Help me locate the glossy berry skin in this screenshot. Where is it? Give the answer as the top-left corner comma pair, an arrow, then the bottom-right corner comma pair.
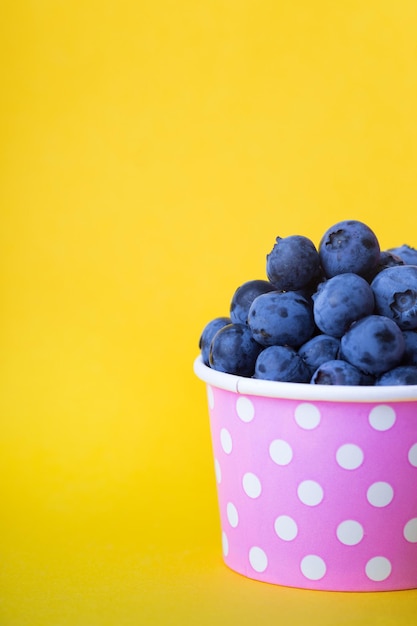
254,345 -> 311,382
298,334 -> 341,376
199,316 -> 232,365
402,330 -> 417,365
230,279 -> 275,325
310,359 -> 367,385
387,244 -> 417,265
209,323 -> 263,376
376,365 -> 417,386
312,273 -> 375,337
266,235 -> 321,291
318,219 -> 380,278
340,314 -> 405,376
371,265 -> 417,330
248,290 -> 316,347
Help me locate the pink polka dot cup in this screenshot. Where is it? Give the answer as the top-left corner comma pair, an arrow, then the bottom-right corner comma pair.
194,356 -> 417,591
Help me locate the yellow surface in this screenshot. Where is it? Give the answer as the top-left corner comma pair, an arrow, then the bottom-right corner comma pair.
1,1 -> 417,624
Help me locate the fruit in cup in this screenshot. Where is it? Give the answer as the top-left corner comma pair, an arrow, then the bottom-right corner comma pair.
199,219 -> 417,385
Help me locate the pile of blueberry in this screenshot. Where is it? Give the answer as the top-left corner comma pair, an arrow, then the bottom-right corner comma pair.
198,219 -> 417,385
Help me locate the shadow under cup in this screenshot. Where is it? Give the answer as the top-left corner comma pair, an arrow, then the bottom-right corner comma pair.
194,356 -> 417,592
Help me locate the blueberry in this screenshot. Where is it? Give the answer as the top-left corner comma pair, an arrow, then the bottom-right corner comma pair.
310,359 -> 368,385
340,314 -> 405,376
402,330 -> 417,365
209,323 -> 263,376
298,334 -> 341,376
387,244 -> 417,265
248,290 -> 316,347
266,235 -> 321,291
371,265 -> 417,330
254,345 -> 311,382
230,279 -> 275,325
364,250 -> 405,282
318,219 -> 380,278
199,316 -> 232,365
312,273 -> 375,337
376,365 -> 417,386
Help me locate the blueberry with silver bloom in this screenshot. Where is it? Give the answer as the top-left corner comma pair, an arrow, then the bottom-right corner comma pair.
318,219 -> 380,278
371,265 -> 417,330
266,235 -> 321,291
248,290 -> 316,347
298,334 -> 341,376
312,273 -> 375,337
387,244 -> 417,265
254,345 -> 311,382
340,314 -> 405,376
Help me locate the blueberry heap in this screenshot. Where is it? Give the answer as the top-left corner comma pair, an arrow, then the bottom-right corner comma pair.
199,219 -> 417,385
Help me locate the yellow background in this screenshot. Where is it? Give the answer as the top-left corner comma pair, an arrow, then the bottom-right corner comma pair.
1,1 -> 417,624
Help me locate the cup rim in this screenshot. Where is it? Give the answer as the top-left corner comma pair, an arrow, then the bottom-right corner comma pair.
193,355 -> 417,403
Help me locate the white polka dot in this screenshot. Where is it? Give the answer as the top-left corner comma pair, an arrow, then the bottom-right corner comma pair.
300,555 -> 327,581
336,520 -> 364,546
274,515 -> 298,541
220,428 -> 232,454
226,502 -> 239,528
214,457 -> 222,484
404,518 -> 417,543
236,396 -> 255,423
336,443 -> 364,470
269,439 -> 293,466
297,480 -> 324,506
242,472 -> 262,498
368,405 -> 396,431
207,385 -> 215,410
249,547 -> 268,573
366,482 -> 394,507
294,403 -> 321,430
222,531 -> 229,557
365,556 -> 392,582
408,443 -> 417,467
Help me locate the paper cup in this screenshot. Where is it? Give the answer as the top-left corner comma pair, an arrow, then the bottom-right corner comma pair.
194,355 -> 417,591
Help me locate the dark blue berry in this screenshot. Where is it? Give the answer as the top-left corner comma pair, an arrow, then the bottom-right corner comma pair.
230,279 -> 275,325
387,244 -> 417,265
371,265 -> 417,330
254,345 -> 311,382
209,323 -> 263,376
376,365 -> 417,386
199,316 -> 232,365
340,314 -> 405,376
402,330 -> 417,365
318,219 -> 380,278
298,334 -> 341,376
312,273 -> 375,337
310,359 -> 368,385
248,290 -> 315,347
266,235 -> 321,291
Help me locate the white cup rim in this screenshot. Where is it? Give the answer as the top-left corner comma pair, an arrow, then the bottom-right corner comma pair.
194,355 -> 417,403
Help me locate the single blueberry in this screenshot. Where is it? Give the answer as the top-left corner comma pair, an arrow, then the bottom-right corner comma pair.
371,265 -> 417,330
254,345 -> 311,382
340,314 -> 405,376
199,316 -> 232,365
298,334 -> 341,376
312,273 -> 375,337
310,359 -> 369,385
230,279 -> 275,325
376,365 -> 417,386
318,219 -> 380,278
266,235 -> 322,291
248,290 -> 316,347
387,244 -> 417,265
209,323 -> 263,376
